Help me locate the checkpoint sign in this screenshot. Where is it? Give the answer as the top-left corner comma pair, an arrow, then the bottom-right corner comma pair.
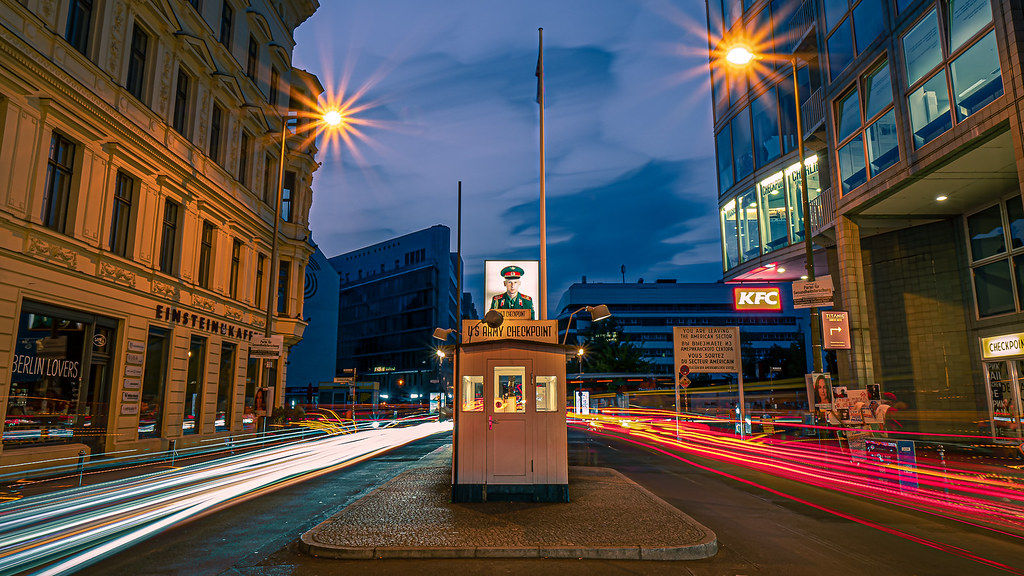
673,326 -> 741,374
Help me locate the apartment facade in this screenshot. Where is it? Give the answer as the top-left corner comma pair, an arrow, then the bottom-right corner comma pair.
1,0 -> 323,469
708,0 -> 1024,442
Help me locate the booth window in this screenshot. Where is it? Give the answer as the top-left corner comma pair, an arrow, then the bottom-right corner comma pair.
494,367 -> 525,413
462,375 -> 483,411
535,376 -> 558,412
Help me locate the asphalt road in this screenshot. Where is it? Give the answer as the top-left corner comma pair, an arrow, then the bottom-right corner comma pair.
66,429 -> 1023,576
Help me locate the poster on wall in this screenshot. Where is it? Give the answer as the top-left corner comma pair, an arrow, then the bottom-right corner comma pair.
806,373 -> 833,416
485,260 -> 540,320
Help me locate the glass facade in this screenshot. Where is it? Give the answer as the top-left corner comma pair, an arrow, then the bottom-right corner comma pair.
967,196 -> 1024,318
835,60 -> 898,194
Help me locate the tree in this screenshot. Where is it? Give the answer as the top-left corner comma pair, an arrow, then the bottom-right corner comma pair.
572,318 -> 650,375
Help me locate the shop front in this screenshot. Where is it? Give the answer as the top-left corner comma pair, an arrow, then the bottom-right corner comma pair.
980,332 -> 1024,442
7,301 -> 118,455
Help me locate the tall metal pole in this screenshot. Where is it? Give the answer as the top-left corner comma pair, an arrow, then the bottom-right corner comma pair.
453,181 -> 462,492
259,114 -> 288,432
793,56 -> 822,374
538,27 -> 547,320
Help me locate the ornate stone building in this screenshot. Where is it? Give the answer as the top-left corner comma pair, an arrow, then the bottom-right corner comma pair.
0,0 -> 322,471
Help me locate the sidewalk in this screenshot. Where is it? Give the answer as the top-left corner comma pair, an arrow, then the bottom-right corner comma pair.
300,446 -> 717,561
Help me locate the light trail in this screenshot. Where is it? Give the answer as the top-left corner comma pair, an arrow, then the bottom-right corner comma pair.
0,422 -> 450,576
572,408 -> 1024,573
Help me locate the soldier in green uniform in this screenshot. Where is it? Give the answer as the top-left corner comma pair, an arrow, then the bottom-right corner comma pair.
490,265 -> 535,319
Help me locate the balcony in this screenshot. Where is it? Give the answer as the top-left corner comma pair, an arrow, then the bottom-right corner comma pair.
809,186 -> 836,236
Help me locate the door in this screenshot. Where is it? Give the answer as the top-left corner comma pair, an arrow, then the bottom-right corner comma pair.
486,363 -> 532,484
984,361 -> 1022,441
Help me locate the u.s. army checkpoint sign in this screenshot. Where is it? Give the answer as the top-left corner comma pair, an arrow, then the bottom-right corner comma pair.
672,326 -> 741,373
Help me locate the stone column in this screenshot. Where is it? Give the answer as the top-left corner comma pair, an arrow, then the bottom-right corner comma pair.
835,214 -> 874,388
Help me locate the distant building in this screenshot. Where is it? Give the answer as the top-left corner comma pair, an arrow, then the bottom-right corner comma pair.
554,280 -> 812,407
328,225 -> 462,401
284,243 -> 340,407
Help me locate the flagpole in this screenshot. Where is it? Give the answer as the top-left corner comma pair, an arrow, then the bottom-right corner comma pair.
538,27 -> 547,320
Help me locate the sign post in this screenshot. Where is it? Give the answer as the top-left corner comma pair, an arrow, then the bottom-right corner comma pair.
673,327 -> 743,436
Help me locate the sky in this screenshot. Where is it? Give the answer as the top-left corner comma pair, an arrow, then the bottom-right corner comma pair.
292,0 -> 722,312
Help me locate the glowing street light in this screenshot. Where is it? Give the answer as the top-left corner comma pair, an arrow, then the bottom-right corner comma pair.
725,45 -> 823,374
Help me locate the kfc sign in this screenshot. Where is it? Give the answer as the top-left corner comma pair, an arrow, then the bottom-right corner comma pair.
733,287 -> 782,311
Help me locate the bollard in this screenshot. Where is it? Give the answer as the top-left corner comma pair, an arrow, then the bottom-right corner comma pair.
169,439 -> 177,466
938,444 -> 949,495
77,449 -> 86,487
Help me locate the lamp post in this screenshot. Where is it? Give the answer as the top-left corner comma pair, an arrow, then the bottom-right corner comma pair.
261,108 -> 343,426
726,47 -> 823,375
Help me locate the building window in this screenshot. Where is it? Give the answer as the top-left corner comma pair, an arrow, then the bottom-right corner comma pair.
230,239 -> 242,299
269,67 -> 280,106
966,196 -> 1024,318
835,60 -> 898,195
126,22 -> 150,101
239,131 -> 252,187
219,1 -> 233,47
737,187 -> 760,262
65,0 -> 94,56
277,258 -> 290,315
246,35 -> 259,81
198,221 -> 215,289
281,171 -> 295,222
731,110 -> 753,184
217,342 -> 236,431
716,127 -> 733,195
751,87 -> 781,168
255,253 -> 266,308
140,327 -> 169,439
263,154 -> 277,203
210,103 -> 224,164
172,68 -> 191,136
109,171 -> 134,257
824,0 -> 885,82
720,197 -> 738,270
184,336 -> 206,435
42,133 -> 76,234
904,2 -> 1001,149
758,170 -> 788,253
159,199 -> 180,275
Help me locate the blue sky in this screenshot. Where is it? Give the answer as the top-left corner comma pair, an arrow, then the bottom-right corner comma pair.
292,0 -> 722,310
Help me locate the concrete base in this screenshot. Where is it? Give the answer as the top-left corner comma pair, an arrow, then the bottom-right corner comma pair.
452,483 -> 569,502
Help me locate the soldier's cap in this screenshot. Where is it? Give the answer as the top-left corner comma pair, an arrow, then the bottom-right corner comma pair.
500,265 -> 524,280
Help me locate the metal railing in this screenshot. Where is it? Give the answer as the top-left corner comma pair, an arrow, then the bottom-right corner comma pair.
809,186 -> 836,235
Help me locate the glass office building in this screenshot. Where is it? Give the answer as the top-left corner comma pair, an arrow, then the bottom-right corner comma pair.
707,0 -> 1024,442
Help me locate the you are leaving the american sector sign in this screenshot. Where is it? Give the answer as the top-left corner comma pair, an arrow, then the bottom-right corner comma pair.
673,326 -> 741,374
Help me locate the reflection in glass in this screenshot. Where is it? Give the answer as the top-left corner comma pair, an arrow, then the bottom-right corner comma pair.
828,18 -> 855,81
866,110 -> 899,176
216,342 -> 236,432
837,88 -> 861,142
758,173 -> 788,253
864,61 -> 893,120
853,0 -> 884,53
494,367 -> 525,413
462,375 -> 483,412
823,0 -> 848,32
949,0 -> 992,52
732,110 -> 754,182
951,31 -> 1002,121
716,128 -> 734,194
968,204 -> 1006,261
184,336 -> 206,435
838,135 -> 867,193
721,199 -> 739,269
140,328 -> 168,439
738,188 -> 760,262
536,376 -> 558,412
1007,196 -> 1024,249
908,72 -> 951,148
751,88 -> 781,168
903,9 -> 942,85
974,260 -> 1014,317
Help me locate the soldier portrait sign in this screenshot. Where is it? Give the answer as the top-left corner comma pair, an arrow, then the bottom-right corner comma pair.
485,260 -> 540,320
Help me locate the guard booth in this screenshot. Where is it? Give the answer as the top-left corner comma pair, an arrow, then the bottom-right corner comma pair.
453,319 -> 569,502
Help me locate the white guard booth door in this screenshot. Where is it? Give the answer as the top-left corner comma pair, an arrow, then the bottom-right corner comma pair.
487,362 -> 533,485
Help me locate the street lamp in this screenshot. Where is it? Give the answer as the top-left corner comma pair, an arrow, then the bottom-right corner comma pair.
561,304 -> 611,345
724,46 -> 823,375
261,107 -> 345,418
